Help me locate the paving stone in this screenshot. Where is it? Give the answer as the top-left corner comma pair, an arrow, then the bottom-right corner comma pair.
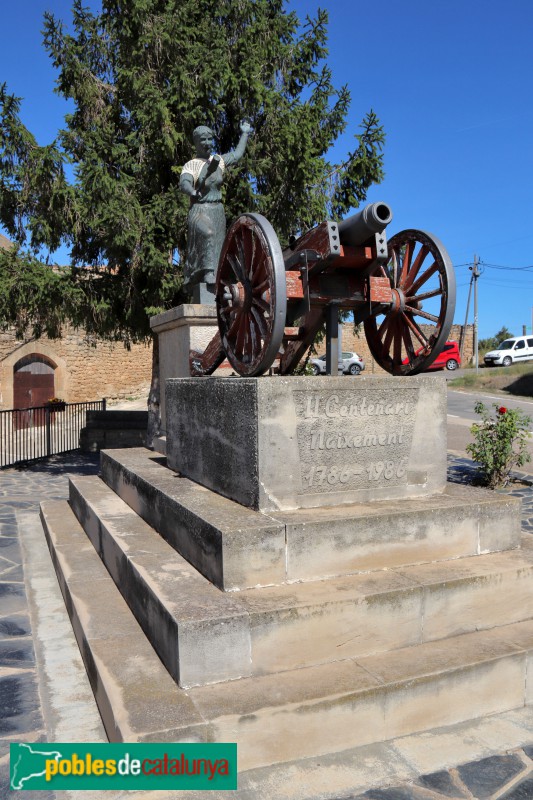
0,583 -> 28,615
360,787 -> 421,799
0,759 -> 55,800
0,525 -> 18,537
0,673 -> 43,737
456,754 -> 526,798
0,615 -> 31,639
0,563 -> 23,581
0,555 -> 20,571
500,776 -> 533,799
0,538 -> 21,562
417,770 -> 469,798
0,638 -> 35,666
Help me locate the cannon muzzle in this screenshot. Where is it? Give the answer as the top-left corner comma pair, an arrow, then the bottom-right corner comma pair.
338,202 -> 393,247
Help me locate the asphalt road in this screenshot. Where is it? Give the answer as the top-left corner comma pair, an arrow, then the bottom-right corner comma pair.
446,382 -> 533,457
447,388 -> 533,426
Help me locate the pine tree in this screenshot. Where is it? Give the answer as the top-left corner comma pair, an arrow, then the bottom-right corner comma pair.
0,0 -> 385,421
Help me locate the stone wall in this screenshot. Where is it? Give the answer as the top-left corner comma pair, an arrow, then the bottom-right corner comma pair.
0,325 -> 152,409
341,323 -> 474,374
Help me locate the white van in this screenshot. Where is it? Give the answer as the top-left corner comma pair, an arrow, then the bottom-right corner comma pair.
484,336 -> 533,367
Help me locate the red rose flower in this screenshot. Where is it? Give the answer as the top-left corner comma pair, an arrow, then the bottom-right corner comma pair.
498,406 -> 507,414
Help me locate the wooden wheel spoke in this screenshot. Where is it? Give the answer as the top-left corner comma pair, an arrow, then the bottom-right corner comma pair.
236,232 -> 249,278
399,240 -> 414,285
249,312 -> 265,353
401,313 -> 430,348
252,277 -> 269,296
243,316 -> 258,360
404,306 -> 440,323
250,305 -> 268,337
404,245 -> 429,289
251,245 -> 267,284
391,251 -> 399,286
384,251 -> 398,286
392,318 -> 402,364
234,314 -> 248,356
227,251 -> 246,284
245,315 -> 261,360
253,295 -> 271,313
377,314 -> 391,340
241,229 -> 255,279
251,253 -> 269,289
406,287 -> 442,304
408,262 -> 438,296
400,318 -> 416,363
227,309 -> 244,340
382,317 -> 396,354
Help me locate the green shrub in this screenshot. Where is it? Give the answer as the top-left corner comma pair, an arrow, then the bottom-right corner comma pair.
466,402 -> 532,488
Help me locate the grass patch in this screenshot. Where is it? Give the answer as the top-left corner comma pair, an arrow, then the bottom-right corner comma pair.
449,363 -> 533,398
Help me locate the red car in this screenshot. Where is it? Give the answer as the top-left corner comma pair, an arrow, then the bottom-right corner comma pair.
403,341 -> 461,371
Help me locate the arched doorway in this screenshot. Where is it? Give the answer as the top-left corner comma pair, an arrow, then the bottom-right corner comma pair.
13,355 -> 56,429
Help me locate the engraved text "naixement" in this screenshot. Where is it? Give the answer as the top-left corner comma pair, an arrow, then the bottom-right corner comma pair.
310,427 -> 404,451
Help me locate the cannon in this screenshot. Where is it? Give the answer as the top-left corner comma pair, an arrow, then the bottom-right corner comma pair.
190,202 -> 456,377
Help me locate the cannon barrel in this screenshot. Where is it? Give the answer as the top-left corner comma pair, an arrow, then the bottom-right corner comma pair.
338,202 -> 393,247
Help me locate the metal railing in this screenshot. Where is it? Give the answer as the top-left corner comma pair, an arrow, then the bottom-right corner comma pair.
0,399 -> 106,468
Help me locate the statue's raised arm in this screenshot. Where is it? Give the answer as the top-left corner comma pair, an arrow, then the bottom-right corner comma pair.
179,122 -> 251,301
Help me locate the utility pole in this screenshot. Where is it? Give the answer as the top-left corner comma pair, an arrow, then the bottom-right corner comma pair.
459,272 -> 474,361
470,255 -> 481,371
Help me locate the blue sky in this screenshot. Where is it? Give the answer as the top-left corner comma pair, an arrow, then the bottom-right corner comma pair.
1,0 -> 532,340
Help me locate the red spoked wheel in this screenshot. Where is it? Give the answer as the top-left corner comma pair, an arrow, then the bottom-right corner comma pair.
216,213 -> 287,376
364,229 -> 456,375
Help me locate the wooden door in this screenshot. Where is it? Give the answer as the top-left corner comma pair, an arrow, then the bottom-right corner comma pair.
13,356 -> 55,429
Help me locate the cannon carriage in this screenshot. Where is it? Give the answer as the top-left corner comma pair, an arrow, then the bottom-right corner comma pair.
190,202 -> 456,377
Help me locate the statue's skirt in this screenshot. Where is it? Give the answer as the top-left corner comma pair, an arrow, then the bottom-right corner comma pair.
185,201 -> 226,285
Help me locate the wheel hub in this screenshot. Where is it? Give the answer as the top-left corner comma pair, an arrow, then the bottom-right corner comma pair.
228,281 -> 252,314
391,288 -> 406,313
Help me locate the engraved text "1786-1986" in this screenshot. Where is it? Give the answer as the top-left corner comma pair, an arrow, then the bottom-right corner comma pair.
303,459 -> 408,488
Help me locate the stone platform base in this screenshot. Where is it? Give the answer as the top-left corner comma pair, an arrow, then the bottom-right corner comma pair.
166,375 -> 448,511
39,446 -> 533,775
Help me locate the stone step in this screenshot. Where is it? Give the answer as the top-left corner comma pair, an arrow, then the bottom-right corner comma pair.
33,507 -> 533,771
187,620 -> 533,771
100,447 -> 521,590
65,479 -> 251,688
238,537 -> 533,676
67,475 -> 533,683
100,448 -> 286,591
39,499 -> 208,743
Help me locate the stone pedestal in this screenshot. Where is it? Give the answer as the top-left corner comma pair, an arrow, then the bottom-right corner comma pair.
166,374 -> 447,511
149,304 -> 219,436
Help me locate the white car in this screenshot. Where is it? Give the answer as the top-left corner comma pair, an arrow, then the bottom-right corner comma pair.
484,336 -> 533,367
310,351 -> 365,376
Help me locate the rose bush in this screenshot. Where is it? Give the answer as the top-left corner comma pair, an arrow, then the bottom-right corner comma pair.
466,402 -> 531,488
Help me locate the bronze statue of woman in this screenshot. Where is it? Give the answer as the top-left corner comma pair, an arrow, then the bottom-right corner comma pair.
180,121 -> 251,296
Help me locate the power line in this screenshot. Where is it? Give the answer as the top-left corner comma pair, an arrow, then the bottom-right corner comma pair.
481,261 -> 533,271
453,260 -> 533,272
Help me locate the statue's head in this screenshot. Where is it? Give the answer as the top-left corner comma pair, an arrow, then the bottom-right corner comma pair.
193,126 -> 215,159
